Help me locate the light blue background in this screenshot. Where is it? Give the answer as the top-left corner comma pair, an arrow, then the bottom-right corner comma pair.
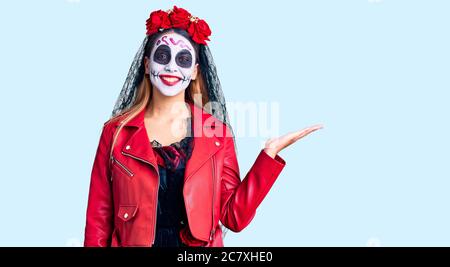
0,0 -> 449,246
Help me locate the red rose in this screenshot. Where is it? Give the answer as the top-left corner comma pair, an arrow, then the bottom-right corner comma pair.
146,10 -> 171,35
169,5 -> 191,30
187,19 -> 211,45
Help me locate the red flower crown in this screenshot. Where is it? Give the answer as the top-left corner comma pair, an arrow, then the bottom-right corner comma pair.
145,6 -> 211,45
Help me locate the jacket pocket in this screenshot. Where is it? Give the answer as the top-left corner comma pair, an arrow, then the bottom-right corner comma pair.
117,204 -> 138,222
116,204 -> 138,246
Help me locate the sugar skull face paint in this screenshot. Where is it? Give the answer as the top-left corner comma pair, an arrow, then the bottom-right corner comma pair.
147,32 -> 197,97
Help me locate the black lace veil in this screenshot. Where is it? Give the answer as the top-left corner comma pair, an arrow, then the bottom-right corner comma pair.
111,35 -> 148,118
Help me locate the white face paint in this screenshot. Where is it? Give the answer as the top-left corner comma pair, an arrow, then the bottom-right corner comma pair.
148,32 -> 196,97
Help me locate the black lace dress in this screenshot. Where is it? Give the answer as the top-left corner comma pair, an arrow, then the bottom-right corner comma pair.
151,118 -> 194,247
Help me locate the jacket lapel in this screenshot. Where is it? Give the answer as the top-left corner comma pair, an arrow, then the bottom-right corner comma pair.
120,102 -> 223,181
116,105 -> 157,170
121,126 -> 158,168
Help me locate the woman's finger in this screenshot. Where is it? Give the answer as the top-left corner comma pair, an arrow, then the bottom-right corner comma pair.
266,124 -> 324,150
294,124 -> 323,139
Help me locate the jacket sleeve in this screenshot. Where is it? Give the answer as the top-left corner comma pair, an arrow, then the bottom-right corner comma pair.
84,122 -> 114,247
219,127 -> 286,232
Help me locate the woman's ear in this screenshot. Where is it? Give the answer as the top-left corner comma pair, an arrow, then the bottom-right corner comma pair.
191,63 -> 199,80
144,56 -> 150,74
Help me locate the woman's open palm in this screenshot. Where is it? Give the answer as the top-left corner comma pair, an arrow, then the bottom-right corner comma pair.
264,124 -> 324,158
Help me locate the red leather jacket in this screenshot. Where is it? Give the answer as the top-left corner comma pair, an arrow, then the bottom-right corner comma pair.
84,102 -> 286,247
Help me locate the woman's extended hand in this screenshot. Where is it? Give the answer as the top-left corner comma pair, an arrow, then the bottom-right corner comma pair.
263,124 -> 324,158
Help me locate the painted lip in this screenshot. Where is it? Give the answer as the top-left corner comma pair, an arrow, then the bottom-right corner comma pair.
159,74 -> 182,86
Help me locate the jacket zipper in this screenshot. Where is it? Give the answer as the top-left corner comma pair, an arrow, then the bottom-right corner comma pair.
111,155 -> 134,178
210,155 -> 216,242
121,151 -> 160,246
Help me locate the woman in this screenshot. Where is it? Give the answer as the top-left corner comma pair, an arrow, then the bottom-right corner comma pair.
84,6 -> 323,247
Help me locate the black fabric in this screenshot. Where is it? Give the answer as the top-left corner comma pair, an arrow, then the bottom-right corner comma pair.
151,118 -> 194,247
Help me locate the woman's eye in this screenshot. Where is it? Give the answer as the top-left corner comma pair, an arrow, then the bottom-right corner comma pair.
158,54 -> 167,60
153,45 -> 171,64
176,51 -> 193,68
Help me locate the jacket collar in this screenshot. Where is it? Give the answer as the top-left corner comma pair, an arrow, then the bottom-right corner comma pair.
118,101 -> 223,182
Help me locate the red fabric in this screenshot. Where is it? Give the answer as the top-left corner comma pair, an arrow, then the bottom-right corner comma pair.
145,5 -> 212,45
154,150 -> 166,168
145,10 -> 171,35
169,6 -> 191,30
84,102 -> 286,247
187,18 -> 211,45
